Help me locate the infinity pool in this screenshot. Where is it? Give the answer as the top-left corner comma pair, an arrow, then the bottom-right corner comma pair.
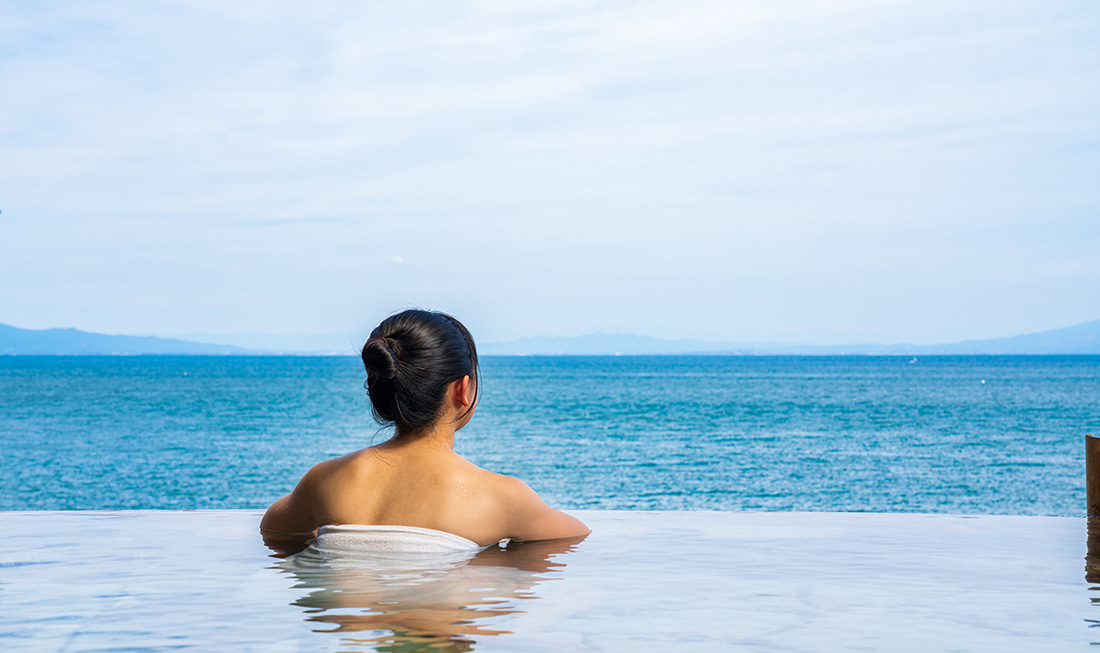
0,510 -> 1094,651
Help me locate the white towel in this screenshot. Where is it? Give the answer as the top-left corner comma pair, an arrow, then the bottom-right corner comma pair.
314,524 -> 484,555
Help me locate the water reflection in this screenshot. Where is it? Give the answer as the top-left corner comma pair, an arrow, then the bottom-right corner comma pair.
1087,517 -> 1100,585
1086,516 -> 1100,642
275,536 -> 583,652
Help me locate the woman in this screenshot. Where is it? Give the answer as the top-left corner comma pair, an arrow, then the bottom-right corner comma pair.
261,309 -> 589,549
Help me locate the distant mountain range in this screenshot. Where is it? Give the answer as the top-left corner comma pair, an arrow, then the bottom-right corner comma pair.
0,324 -> 254,355
480,319 -> 1100,355
3,319 -> 1100,356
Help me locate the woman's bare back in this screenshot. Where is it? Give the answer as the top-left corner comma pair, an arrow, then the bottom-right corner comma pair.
263,434 -> 587,547
309,442 -> 520,544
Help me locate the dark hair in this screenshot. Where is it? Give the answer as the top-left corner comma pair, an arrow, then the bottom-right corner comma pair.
361,309 -> 480,434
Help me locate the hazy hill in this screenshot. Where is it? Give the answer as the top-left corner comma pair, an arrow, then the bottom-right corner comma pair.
915,318 -> 1100,354
481,319 -> 1100,356
0,324 -> 254,355
180,332 -> 358,355
480,333 -> 741,355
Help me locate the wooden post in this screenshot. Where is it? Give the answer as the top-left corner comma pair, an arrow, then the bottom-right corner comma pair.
1087,434 -> 1100,583
1090,434 -> 1100,517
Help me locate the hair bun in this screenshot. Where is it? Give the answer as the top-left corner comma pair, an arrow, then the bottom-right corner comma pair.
362,336 -> 400,380
361,309 -> 479,433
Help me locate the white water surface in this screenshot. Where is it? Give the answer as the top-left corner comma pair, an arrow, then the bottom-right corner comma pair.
0,510 -> 1093,651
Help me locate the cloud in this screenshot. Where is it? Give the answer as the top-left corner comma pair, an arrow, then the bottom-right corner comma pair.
0,0 -> 1097,342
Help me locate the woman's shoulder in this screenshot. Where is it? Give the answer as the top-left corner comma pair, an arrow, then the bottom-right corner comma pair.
294,448 -> 386,500
447,454 -> 529,492
457,469 -> 590,542
446,463 -> 546,517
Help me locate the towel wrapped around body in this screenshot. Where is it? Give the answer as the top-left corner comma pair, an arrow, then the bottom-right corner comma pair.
314,524 -> 485,556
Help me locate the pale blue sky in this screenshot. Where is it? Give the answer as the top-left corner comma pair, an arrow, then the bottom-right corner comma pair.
1,0 -> 1098,345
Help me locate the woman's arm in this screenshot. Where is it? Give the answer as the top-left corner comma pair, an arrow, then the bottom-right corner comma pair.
500,476 -> 590,542
260,493 -> 317,537
260,467 -> 324,554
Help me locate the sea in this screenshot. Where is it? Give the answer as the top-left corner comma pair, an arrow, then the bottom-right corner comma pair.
1,355 -> 1097,516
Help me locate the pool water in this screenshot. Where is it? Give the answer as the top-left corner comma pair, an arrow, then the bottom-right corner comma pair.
0,510 -> 1094,651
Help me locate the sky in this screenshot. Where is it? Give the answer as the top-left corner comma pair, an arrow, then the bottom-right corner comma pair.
1,0 -> 1098,346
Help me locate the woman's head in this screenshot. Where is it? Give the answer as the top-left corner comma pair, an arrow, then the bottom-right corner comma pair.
361,309 -> 480,434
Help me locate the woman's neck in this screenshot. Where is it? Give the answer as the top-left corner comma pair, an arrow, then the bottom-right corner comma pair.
389,425 -> 456,451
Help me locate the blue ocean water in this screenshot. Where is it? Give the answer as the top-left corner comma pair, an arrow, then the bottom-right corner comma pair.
1,356 -> 1096,515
